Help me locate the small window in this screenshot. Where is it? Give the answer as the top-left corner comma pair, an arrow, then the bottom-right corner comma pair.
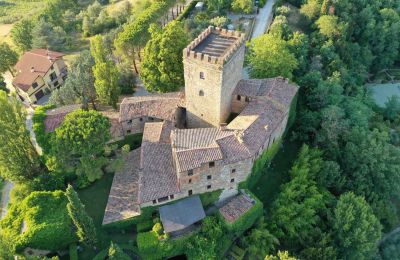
207,185 -> 211,190
236,95 -> 241,101
158,196 -> 169,203
245,96 -> 250,102
231,169 -> 236,173
207,175 -> 211,180
127,130 -> 131,134
50,65 -> 54,70
231,178 -> 235,183
201,114 -> 204,117
49,72 -> 57,81
53,80 -> 59,87
200,72 -> 205,79
170,194 -> 174,199
199,90 -> 204,96
188,179 -> 192,184
127,119 -> 133,124
188,190 -> 193,196
188,170 -> 193,176
152,200 -> 157,204
149,117 -> 154,121
32,82 -> 38,89
209,162 -> 215,168
139,117 -> 143,121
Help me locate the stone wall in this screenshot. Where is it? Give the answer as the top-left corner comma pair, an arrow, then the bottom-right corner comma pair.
121,116 -> 163,135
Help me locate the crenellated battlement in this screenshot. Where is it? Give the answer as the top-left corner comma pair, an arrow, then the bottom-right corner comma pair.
183,26 -> 246,65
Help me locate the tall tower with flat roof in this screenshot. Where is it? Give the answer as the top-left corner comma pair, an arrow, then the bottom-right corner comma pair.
183,26 -> 246,128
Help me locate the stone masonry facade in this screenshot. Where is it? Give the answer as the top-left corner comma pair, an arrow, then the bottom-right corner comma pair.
43,26 -> 299,225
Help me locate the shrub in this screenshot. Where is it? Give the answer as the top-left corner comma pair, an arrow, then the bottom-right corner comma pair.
200,189 -> 223,208
152,223 -> 163,236
32,105 -> 54,155
0,190 -> 77,252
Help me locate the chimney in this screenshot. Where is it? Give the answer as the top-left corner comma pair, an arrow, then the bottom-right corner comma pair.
30,66 -> 35,73
220,123 -> 227,130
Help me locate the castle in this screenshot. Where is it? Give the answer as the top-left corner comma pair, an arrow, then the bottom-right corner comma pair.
43,26 -> 299,225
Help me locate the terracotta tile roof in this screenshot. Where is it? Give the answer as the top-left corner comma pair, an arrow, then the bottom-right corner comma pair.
100,111 -> 124,140
139,123 -> 179,203
142,121 -> 174,144
119,92 -> 185,122
171,128 -> 232,172
215,134 -> 252,164
45,106 -> 124,140
103,149 -> 141,225
219,194 -> 255,224
233,77 -> 299,109
44,104 -> 81,133
13,49 -> 64,92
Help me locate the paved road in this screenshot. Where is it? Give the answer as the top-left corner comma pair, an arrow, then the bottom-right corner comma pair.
251,0 -> 276,38
0,181 -> 14,219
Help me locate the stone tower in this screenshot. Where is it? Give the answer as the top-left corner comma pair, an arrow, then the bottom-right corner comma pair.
183,26 -> 246,128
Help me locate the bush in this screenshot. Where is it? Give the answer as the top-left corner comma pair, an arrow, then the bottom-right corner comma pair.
152,223 -> 163,236
0,190 -> 77,252
32,105 -> 54,155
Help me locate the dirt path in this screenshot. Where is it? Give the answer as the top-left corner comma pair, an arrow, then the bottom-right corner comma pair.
26,106 -> 43,156
1,181 -> 14,219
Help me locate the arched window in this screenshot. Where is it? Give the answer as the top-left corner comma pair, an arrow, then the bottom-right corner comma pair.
199,90 -> 204,96
200,72 -> 205,79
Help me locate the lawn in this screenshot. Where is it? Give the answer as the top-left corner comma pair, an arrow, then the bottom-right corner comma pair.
0,0 -> 47,24
77,172 -> 137,259
76,133 -> 144,258
250,137 -> 301,209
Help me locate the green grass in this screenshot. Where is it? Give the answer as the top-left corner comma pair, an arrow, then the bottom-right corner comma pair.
77,173 -> 137,259
114,133 -> 143,150
250,138 -> 301,209
0,0 -> 48,24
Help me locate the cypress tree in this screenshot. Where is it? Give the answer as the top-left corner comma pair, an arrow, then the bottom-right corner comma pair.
66,184 -> 97,247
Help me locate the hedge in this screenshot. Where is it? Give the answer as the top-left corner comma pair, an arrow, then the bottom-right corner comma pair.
240,138 -> 282,190
219,191 -> 263,236
176,1 -> 198,21
0,190 -> 77,252
32,105 -> 54,155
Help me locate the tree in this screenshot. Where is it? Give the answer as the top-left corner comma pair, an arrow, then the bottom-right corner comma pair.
316,15 -> 340,39
51,109 -> 111,183
265,251 -> 297,260
384,95 -> 400,121
231,0 -> 253,14
0,92 -> 41,183
247,34 -> 298,79
141,21 -> 189,92
242,217 -> 279,259
333,192 -> 382,259
66,185 -> 97,247
300,0 -> 322,20
341,127 -> 400,207
268,145 -> 326,245
90,35 -> 120,108
108,242 -> 130,260
49,50 -> 97,110
0,43 -> 18,76
0,75 -> 8,93
11,19 -> 33,52
31,19 -> 68,51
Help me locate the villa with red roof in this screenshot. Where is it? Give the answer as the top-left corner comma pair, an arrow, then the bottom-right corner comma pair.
12,49 -> 68,104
